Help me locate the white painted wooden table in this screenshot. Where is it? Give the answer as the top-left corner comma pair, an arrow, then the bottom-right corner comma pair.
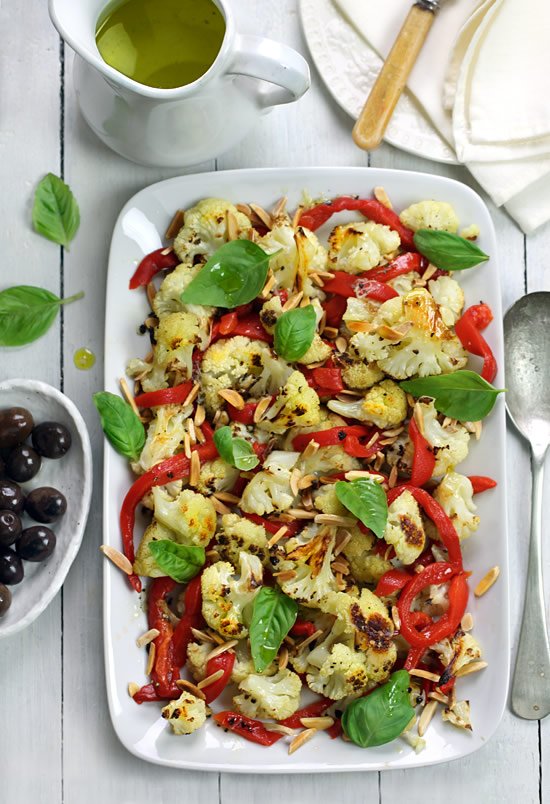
1,2 -> 548,802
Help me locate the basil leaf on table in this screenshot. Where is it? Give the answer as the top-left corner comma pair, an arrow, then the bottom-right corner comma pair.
413,229 -> 489,271
32,173 -> 80,248
400,370 -> 504,422
93,391 -> 146,461
213,425 -> 259,471
250,586 -> 298,673
342,670 -> 415,748
149,540 -> 205,583
335,478 -> 388,538
0,285 -> 84,347
274,304 -> 316,361
180,240 -> 272,308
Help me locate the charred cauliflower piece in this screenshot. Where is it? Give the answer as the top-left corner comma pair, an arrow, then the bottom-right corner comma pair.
217,513 -> 269,566
240,450 -> 299,516
259,371 -> 321,434
399,200 -> 459,233
173,198 -> 251,264
258,224 -> 327,295
328,221 -> 400,274
136,404 -> 192,473
196,457 -> 239,496
153,262 -> 214,321
341,360 -> 385,391
161,691 -> 207,735
306,642 -> 373,700
428,276 -> 465,327
343,529 -> 393,584
276,526 -> 339,607
383,489 -> 426,565
133,519 -> 177,578
201,554 -> 263,639
233,669 -> 302,720
433,471 -> 480,540
328,379 -> 407,428
152,487 -> 217,547
138,312 -> 208,392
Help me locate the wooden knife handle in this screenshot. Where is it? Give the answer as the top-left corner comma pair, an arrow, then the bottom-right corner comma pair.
353,3 -> 435,151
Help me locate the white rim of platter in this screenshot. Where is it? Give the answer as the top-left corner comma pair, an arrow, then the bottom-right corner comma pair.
299,0 -> 459,165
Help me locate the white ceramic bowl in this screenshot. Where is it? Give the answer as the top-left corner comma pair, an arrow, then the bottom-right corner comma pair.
0,379 -> 92,639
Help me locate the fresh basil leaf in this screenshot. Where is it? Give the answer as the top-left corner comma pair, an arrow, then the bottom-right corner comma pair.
413,229 -> 489,271
274,304 -> 316,361
250,586 -> 298,673
181,240 -> 272,308
149,540 -> 205,583
335,478 -> 388,538
400,370 -> 504,421
342,670 -> 415,748
213,425 -> 259,471
93,391 -> 146,461
0,286 -> 84,347
32,173 -> 80,248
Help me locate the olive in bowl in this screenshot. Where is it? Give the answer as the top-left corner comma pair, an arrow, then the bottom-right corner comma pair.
25,487 -> 67,524
17,526 -> 56,562
32,422 -> 72,459
0,480 -> 25,514
0,582 -> 11,616
0,548 -> 24,585
0,407 -> 34,449
6,445 -> 41,483
0,511 -> 22,547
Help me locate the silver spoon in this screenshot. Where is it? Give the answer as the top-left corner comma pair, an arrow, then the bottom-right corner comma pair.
504,291 -> 550,719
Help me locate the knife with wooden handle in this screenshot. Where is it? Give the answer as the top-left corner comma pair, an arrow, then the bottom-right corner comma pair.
353,0 -> 441,151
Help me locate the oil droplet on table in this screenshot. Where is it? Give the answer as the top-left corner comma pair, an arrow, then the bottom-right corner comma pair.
74,347 -> 96,370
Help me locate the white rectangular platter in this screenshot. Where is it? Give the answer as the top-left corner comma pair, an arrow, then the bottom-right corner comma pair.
103,167 -> 509,773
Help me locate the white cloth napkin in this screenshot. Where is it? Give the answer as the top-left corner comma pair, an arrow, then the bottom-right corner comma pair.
333,0 -> 550,234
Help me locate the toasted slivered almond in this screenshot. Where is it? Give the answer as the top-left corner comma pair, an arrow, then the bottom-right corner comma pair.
377,324 -> 405,341
461,612 -> 474,632
448,684 -> 457,710
291,206 -> 303,229
346,321 -> 373,333
282,291 -> 304,312
252,396 -> 271,423
136,628 -> 160,648
205,549 -> 221,562
189,450 -> 201,487
271,196 -> 288,218
236,202 -> 253,217
474,565 -> 500,597
226,209 -> 240,241
388,465 -> 399,489
160,247 -> 173,257
301,490 -> 314,509
146,642 -> 156,676
183,431 -> 192,459
300,716 -> 334,730
175,678 -> 207,700
413,403 -> 426,437
379,436 -> 399,446
391,605 -> 401,630
301,440 -> 319,460
206,639 -> 238,662
218,388 -> 245,409
345,470 -> 378,481
191,627 -> 216,643
284,634 -> 296,647
289,728 -> 317,754
187,418 -> 197,446
100,544 -> 133,575
295,629 -> 324,653
318,311 -> 328,335
319,475 -> 338,485
382,426 -> 405,438
289,468 -> 302,498
119,377 -> 140,417
334,336 -> 348,353
316,270 -> 336,281
331,560 -> 350,575
261,272 -> 277,298
373,186 -> 393,209
421,263 -> 438,282
406,393 -> 416,409
194,425 -> 206,444
334,529 -> 353,557
165,208 -> 184,239
273,570 -> 297,582
267,526 -> 288,548
286,508 -> 316,519
278,646 -> 289,671
322,326 -> 339,339
297,473 -> 316,491
197,669 -> 225,689
428,691 -> 450,705
144,316 -> 159,330
266,723 -> 296,736
250,203 -> 273,229
183,382 -> 200,407
455,660 -> 488,679
466,420 -> 482,440
145,281 -> 157,308
211,497 -> 231,515
213,491 -> 240,504
410,669 -> 441,683
417,699 -> 438,737
128,682 -> 140,698
194,404 -> 206,427
314,513 -> 356,527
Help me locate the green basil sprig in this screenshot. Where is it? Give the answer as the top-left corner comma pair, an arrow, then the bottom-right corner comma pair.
0,286 -> 84,347
181,240 -> 272,308
400,370 -> 504,422
274,304 -> 316,361
342,670 -> 415,748
93,391 -> 146,461
249,586 -> 298,673
32,173 -> 80,248
335,478 -> 388,538
149,540 -> 205,583
413,229 -> 489,271
213,425 -> 259,471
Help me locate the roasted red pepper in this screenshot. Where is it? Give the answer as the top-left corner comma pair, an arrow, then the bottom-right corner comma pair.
129,248 -> 179,290
298,196 -> 416,250
290,619 -> 318,638
171,575 -> 203,667
322,271 -> 398,302
375,568 -> 412,597
226,400 -> 259,425
455,303 -> 497,383
202,651 -> 236,704
278,698 -> 333,728
403,612 -> 432,670
367,252 -> 424,283
292,424 -> 370,452
468,475 -> 497,494
310,367 -> 344,394
322,294 -> 347,328
327,718 -> 343,739
134,380 -> 194,409
408,417 -> 435,487
231,313 -> 272,343
218,312 -> 238,336
132,680 -> 180,703
147,577 -> 180,697
343,433 -> 382,459
214,711 -> 282,746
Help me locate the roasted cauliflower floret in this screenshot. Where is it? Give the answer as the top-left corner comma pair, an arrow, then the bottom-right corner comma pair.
233,669 -> 302,720
442,700 -> 472,731
133,519 -> 177,577
399,200 -> 459,233
201,554 -> 263,639
258,224 -> 327,293
419,401 -> 471,476
152,487 -> 217,547
341,360 -> 384,391
343,296 -> 380,327
328,379 -> 407,428
259,371 -> 321,434
313,484 -> 350,517
138,312 -> 208,392
433,472 -> 480,540
432,631 -> 482,674
343,530 -> 393,584
217,513 -> 269,566
231,640 -> 277,683
428,276 -> 465,326
135,404 -> 192,473
240,450 -> 299,515
196,457 -> 239,495
173,198 -> 251,263
298,334 -> 332,366
153,262 -> 213,321
186,641 -> 211,681
328,221 -> 400,274
259,295 -> 283,334
383,489 -> 426,564
276,527 -> 339,607
161,691 -> 206,735
306,642 -> 372,700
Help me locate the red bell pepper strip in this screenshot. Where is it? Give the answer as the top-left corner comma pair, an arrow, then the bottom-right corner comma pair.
290,619 -> 318,638
226,400 -> 258,425
214,711 -> 283,746
322,294 -> 347,328
278,698 -> 333,728
387,485 -> 463,569
375,568 -> 412,597
310,367 -> 344,394
298,196 -> 416,250
134,380 -> 194,409
372,539 -> 396,559
172,575 -> 204,667
408,417 -> 435,487
129,248 -> 179,290
403,612 -> 432,670
202,651 -> 236,704
232,313 -> 272,343
322,271 -> 398,302
219,312 -> 238,336
468,475 -> 497,494
132,680 -> 181,703
120,442 -> 219,592
327,718 -> 343,739
292,424 -> 370,452
343,433 -> 382,459
147,577 -> 180,697
455,303 -> 497,383
367,252 -> 424,283
411,547 -> 435,572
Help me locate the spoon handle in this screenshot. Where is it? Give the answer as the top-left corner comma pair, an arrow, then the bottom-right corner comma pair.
511,449 -> 550,719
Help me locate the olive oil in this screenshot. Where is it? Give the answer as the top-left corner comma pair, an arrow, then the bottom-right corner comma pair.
95,0 -> 225,89
73,348 -> 96,370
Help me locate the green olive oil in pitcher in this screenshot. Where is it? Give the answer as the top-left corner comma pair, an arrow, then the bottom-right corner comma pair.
95,0 -> 226,89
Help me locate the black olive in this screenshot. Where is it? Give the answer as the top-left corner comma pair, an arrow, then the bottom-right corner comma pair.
0,548 -> 24,585
0,510 -> 22,546
17,526 -> 56,562
0,407 -> 34,449
0,480 -> 25,513
25,486 -> 67,523
0,582 -> 11,616
32,422 -> 72,459
0,455 -> 5,479
6,445 -> 41,483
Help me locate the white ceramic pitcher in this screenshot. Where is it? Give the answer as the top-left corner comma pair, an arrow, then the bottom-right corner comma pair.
49,0 -> 310,167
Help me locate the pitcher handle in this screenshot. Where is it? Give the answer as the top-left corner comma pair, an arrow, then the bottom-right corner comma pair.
227,34 -> 310,108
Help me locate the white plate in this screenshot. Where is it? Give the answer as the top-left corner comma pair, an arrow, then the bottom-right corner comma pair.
0,379 -> 92,639
103,167 -> 508,773
299,0 -> 459,165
